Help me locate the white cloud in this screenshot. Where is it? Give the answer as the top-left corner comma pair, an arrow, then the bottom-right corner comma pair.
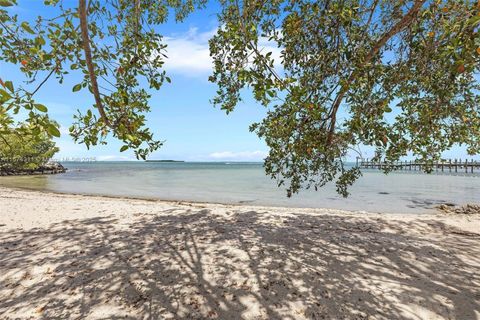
163,27 -> 215,77
96,155 -> 136,161
207,150 -> 267,161
163,27 -> 283,78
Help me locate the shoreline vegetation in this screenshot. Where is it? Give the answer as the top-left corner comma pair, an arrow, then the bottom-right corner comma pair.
0,187 -> 479,319
0,161 -> 66,176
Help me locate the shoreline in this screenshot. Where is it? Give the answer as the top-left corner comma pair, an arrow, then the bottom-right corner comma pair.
0,185 -> 343,215
1,186 -> 478,229
0,184 -> 404,215
0,186 -> 407,229
1,185 -> 478,230
0,183 -> 438,215
2,161 -> 480,214
1,186 -> 479,319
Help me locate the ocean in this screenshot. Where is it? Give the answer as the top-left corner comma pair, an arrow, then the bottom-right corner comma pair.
0,161 -> 479,213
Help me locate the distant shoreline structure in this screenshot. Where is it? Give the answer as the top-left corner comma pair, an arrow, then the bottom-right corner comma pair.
357,158 -> 480,174
145,160 -> 185,163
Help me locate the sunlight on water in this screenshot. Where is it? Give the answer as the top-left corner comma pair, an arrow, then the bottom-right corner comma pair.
1,161 -> 479,213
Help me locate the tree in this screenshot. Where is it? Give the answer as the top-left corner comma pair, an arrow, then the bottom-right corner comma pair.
0,110 -> 59,172
0,0 -> 205,159
209,0 -> 480,196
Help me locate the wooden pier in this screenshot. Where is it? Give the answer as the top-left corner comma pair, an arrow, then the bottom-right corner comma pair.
357,159 -> 480,173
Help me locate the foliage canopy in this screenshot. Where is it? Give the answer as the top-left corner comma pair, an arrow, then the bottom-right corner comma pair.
0,111 -> 59,171
210,0 -> 480,195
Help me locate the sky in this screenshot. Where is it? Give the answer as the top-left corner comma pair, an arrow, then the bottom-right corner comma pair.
1,1 -> 477,162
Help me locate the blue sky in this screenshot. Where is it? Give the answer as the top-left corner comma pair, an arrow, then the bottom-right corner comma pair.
1,1 -> 477,162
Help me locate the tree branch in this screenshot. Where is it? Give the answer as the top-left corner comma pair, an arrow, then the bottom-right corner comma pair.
79,0 -> 110,126
31,69 -> 55,97
135,0 -> 140,36
235,0 -> 290,95
326,0 -> 427,145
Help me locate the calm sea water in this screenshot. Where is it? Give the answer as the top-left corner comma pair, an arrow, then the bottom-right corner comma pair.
0,161 -> 479,213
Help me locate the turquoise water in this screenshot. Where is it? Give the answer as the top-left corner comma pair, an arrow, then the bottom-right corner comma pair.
0,161 -> 479,213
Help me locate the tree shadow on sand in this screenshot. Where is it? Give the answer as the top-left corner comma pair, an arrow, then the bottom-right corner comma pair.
0,208 -> 479,319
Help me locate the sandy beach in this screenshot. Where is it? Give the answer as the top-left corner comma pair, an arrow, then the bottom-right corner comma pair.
0,186 -> 479,319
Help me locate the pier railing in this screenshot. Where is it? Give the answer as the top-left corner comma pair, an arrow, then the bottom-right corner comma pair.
357,159 -> 480,173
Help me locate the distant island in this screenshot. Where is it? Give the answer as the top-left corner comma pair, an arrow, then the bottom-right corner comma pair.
145,160 -> 185,163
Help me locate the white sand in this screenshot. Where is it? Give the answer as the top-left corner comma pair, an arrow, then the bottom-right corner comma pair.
0,186 -> 479,319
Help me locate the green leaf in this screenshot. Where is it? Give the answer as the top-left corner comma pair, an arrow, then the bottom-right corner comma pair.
46,124 -> 60,137
21,22 -> 35,34
35,36 -> 46,46
4,81 -> 13,93
468,15 -> 480,26
0,89 -> 11,100
120,145 -> 129,152
0,0 -> 14,7
34,104 -> 48,112
72,84 -> 82,92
